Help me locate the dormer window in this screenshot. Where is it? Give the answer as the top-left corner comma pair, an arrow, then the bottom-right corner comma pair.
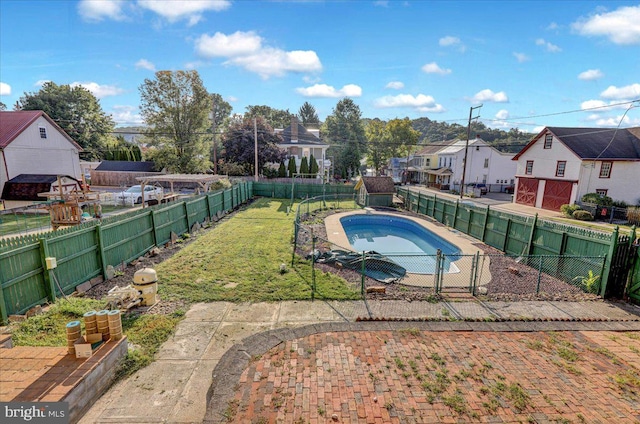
543,134 -> 552,149
39,127 -> 47,139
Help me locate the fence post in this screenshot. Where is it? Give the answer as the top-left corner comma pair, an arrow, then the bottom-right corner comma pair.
361,251 -> 366,298
311,232 -> 316,301
38,238 -> 56,301
95,224 -> 109,279
503,217 -> 512,252
434,249 -> 442,293
481,205 -> 489,242
526,213 -> 538,255
471,251 -> 480,294
536,256 -> 543,294
452,201 -> 459,229
291,222 -> 299,267
0,274 -> 7,324
184,201 -> 192,231
599,226 -> 619,297
432,194 -> 437,217
416,191 -> 421,214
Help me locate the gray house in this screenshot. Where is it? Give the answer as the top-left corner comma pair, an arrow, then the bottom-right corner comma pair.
355,176 -> 396,207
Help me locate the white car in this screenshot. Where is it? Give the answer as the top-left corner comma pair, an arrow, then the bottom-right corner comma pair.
117,185 -> 163,205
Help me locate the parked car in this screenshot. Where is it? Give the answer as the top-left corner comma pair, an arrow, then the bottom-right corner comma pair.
117,185 -> 163,205
466,183 -> 488,195
505,185 -> 515,194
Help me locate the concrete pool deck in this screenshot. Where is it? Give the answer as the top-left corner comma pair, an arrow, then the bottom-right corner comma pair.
323,209 -> 492,288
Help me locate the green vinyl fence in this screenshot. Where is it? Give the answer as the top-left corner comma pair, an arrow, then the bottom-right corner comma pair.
0,182 -> 252,324
397,187 -> 632,298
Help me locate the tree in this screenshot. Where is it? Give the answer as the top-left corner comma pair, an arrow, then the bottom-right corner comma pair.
17,82 -> 115,160
298,102 -> 319,127
323,98 -> 366,179
365,119 -> 389,175
299,156 -> 309,176
287,157 -> 297,177
209,93 -> 233,173
244,105 -> 294,129
139,70 -> 211,173
278,161 -> 286,177
220,116 -> 286,176
103,136 -> 142,161
0,101 -> 6,111
309,153 -> 319,178
387,118 -> 420,159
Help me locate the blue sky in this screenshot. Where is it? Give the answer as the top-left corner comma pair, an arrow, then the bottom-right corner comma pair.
1,0 -> 639,132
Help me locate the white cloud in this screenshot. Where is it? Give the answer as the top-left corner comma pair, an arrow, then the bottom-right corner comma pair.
513,52 -> 530,63
196,31 -> 322,78
373,94 -> 445,113
578,69 -> 604,81
111,105 -> 143,125
0,82 -> 11,96
35,80 -> 51,88
70,82 -> 125,98
495,109 -> 509,120
296,84 -> 361,98
471,89 -> 509,103
78,0 -> 127,22
226,95 -> 238,103
385,81 -> 404,90
572,5 -> 640,45
535,38 -> 562,52
439,35 -> 466,52
592,114 -> 640,127
439,36 -> 460,47
373,1 -> 389,7
421,62 -> 452,75
546,22 -> 559,31
135,59 -> 156,72
138,0 -> 231,25
600,83 -> 640,100
580,99 -> 608,111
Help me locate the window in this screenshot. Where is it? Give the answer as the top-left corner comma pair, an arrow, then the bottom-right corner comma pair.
555,161 -> 566,177
39,127 -> 47,139
483,158 -> 489,168
510,179 -> 514,184
448,157 -> 452,167
599,162 -> 612,178
425,158 -> 430,166
544,134 -> 552,149
525,160 -> 534,175
496,179 -> 500,184
596,189 -> 608,196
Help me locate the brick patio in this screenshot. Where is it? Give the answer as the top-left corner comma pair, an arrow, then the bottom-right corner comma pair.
226,330 -> 640,423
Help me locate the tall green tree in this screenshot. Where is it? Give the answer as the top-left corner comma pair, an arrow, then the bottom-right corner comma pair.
278,161 -> 287,177
387,118 -> 420,159
323,98 -> 366,179
220,116 -> 286,176
209,93 -> 233,173
139,70 -> 211,173
299,156 -> 309,176
309,153 -> 319,178
298,102 -> 319,127
104,136 -> 142,161
244,105 -> 294,129
17,82 -> 115,159
365,119 -> 388,175
287,157 -> 297,177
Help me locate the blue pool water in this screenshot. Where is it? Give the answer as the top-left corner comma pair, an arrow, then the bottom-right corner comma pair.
339,214 -> 461,274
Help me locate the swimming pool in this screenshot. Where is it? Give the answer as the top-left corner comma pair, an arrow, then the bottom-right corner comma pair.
339,214 -> 461,274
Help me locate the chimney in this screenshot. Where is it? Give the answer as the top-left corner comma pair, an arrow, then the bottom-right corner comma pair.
291,117 -> 298,143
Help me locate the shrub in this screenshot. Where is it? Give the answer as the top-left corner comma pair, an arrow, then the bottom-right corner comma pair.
572,210 -> 594,221
560,204 -> 580,218
627,206 -> 640,226
581,193 -> 612,206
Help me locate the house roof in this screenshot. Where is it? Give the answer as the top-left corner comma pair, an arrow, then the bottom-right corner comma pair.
415,140 -> 456,156
278,122 -> 328,146
0,110 -> 83,150
513,127 -> 640,161
0,174 -> 79,201
425,167 -> 453,176
95,161 -> 157,172
437,138 -> 484,155
358,176 -> 396,194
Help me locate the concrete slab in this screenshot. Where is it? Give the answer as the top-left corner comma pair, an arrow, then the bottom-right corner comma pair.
367,300 -> 446,319
585,302 -> 640,320
91,359 -> 198,423
325,300 -> 369,320
224,302 -> 281,322
157,321 -> 220,360
201,322 -> 273,360
448,302 -> 495,320
168,359 -> 218,423
278,300 -> 342,321
183,302 -> 232,322
548,301 -> 614,320
486,301 -> 573,320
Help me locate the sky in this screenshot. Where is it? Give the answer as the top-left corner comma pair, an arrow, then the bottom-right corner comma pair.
1,0 -> 640,134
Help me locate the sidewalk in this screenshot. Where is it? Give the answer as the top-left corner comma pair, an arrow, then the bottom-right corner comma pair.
79,299 -> 640,423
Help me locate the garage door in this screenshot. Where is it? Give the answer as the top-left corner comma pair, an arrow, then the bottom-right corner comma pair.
515,177 -> 538,206
542,180 -> 572,211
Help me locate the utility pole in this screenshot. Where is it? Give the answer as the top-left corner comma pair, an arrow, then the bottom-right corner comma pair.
459,104 -> 483,199
211,99 -> 218,174
254,118 -> 258,182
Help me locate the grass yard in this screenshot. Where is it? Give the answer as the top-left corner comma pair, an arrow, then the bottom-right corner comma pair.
156,197 -> 360,302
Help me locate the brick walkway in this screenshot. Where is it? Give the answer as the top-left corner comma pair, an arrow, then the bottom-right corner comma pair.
220,328 -> 640,423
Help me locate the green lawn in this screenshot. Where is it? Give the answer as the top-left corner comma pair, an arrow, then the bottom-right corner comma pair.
156,197 -> 360,302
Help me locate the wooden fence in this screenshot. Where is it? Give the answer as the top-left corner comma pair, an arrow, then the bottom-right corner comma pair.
0,182 -> 252,324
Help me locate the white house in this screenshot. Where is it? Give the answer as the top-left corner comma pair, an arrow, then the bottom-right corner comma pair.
1,110 -> 83,200
512,126 -> 640,210
275,117 -> 330,178
435,137 -> 516,193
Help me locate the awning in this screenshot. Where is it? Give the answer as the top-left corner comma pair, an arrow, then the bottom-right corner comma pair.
425,167 -> 453,176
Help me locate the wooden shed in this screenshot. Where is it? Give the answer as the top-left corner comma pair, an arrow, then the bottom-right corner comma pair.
355,176 -> 396,207
90,161 -> 161,187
